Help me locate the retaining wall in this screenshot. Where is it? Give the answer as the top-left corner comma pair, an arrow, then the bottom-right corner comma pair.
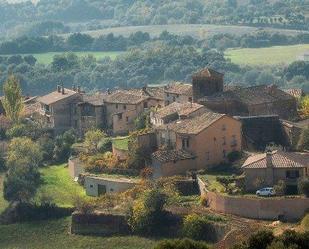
198,177 -> 309,221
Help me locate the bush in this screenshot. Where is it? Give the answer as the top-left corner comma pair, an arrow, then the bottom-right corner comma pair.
298,179 -> 309,197
154,239 -> 209,249
227,151 -> 241,163
128,189 -> 168,235
274,180 -> 286,196
301,214 -> 309,231
182,214 -> 217,242
0,153 -> 6,172
97,137 -> 112,153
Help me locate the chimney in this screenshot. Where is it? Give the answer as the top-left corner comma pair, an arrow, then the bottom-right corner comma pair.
107,88 -> 111,95
61,85 -> 65,95
72,85 -> 77,92
57,85 -> 61,93
77,86 -> 81,93
266,151 -> 273,168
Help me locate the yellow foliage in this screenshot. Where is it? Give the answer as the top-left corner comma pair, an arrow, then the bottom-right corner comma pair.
299,96 -> 309,119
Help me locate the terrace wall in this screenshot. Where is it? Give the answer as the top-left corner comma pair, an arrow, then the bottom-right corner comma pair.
197,177 -> 309,221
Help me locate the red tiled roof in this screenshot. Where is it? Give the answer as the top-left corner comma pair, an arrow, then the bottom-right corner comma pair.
192,68 -> 224,78
38,88 -> 80,105
242,150 -> 309,169
164,82 -> 192,96
162,111 -> 226,135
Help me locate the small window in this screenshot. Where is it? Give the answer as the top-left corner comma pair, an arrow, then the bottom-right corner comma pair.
118,113 -> 122,120
214,137 -> 217,142
110,188 -> 114,192
173,97 -> 176,102
90,184 -> 94,188
144,102 -> 148,109
123,105 -> 127,110
126,117 -> 129,122
223,150 -> 227,158
222,124 -> 226,131
186,139 -> 190,148
116,104 -> 118,109
188,97 -> 193,102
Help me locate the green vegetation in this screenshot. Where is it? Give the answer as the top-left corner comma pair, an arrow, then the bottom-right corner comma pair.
0,217 -> 157,249
301,214 -> 309,232
36,164 -> 88,207
0,174 -> 8,213
23,51 -> 122,64
225,44 -> 309,66
113,136 -> 130,151
200,174 -> 226,193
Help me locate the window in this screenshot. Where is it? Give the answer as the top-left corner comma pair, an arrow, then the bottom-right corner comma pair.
214,137 -> 217,142
116,104 -> 118,109
182,138 -> 190,149
286,170 -> 300,179
173,97 -> 176,102
223,150 -> 227,158
222,137 -> 226,145
144,102 -> 148,109
222,124 -> 226,131
188,97 -> 193,102
118,113 -> 122,120
90,184 -> 93,188
123,105 -> 127,110
126,117 -> 129,122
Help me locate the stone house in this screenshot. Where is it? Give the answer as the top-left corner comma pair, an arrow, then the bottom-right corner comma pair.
198,84 -> 298,120
38,86 -> 82,134
150,102 -> 206,127
152,111 -> 242,177
84,175 -> 138,196
164,82 -> 193,105
242,150 -> 309,192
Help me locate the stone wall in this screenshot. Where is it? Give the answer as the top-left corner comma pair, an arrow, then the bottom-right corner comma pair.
136,132 -> 157,152
68,157 -> 85,179
236,115 -> 287,150
71,212 -> 130,235
197,177 -> 309,221
112,146 -> 128,161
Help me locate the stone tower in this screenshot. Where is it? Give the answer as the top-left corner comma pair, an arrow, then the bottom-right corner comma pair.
192,68 -> 224,102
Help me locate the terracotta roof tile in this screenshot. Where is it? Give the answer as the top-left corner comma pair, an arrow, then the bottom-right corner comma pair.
242,150 -> 309,169
154,102 -> 205,120
152,149 -> 195,163
192,68 -> 224,78
164,82 -> 192,96
38,88 -> 80,105
161,111 -> 226,134
103,90 -> 149,105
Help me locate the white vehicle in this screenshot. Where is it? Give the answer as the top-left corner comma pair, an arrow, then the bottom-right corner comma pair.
256,187 -> 275,197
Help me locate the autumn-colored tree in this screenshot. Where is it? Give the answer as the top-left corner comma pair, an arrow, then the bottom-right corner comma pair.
84,129 -> 106,153
2,75 -> 24,123
299,96 -> 309,119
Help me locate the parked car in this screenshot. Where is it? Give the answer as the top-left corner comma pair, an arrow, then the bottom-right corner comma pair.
256,187 -> 275,197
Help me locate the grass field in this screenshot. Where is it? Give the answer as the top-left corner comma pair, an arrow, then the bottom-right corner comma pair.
0,217 -> 158,249
65,24 -> 308,39
36,164 -> 88,207
225,44 -> 309,66
113,136 -> 130,151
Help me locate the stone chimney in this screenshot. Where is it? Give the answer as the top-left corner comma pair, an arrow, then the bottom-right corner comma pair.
107,88 -> 111,95
77,86 -> 81,93
72,85 -> 77,92
267,84 -> 277,95
61,85 -> 65,95
57,85 -> 61,93
266,151 -> 273,168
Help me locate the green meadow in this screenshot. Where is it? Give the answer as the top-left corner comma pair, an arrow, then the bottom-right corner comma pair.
225,44 -> 309,66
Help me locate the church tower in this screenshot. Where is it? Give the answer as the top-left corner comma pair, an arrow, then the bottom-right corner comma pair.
192,68 -> 224,102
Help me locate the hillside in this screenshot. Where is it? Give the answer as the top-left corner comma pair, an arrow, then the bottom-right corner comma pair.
225,44 -> 309,66
0,0 -> 308,39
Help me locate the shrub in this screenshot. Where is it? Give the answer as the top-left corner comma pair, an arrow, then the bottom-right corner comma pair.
298,179 -> 309,197
274,180 -> 286,196
0,152 -> 6,172
301,214 -> 309,231
97,137 -> 112,153
247,230 -> 274,249
74,196 -> 95,214
128,189 -> 168,235
154,239 -> 209,249
227,151 -> 241,163
182,214 -> 217,242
